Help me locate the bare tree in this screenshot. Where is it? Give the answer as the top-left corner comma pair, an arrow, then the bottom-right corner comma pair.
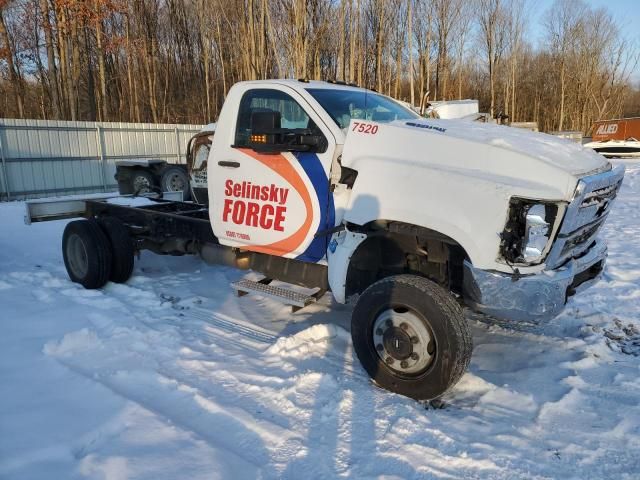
544,0 -> 586,130
0,2 -> 24,116
478,0 -> 508,117
0,0 -> 637,130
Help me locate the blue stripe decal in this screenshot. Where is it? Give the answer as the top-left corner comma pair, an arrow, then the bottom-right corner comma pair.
293,152 -> 335,263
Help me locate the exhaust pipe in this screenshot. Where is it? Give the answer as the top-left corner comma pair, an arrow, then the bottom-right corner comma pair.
200,243 -> 250,269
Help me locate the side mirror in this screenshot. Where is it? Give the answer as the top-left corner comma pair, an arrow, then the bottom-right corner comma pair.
251,110 -> 282,133
248,110 -> 326,153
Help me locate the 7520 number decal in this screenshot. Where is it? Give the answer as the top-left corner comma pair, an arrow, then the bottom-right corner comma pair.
352,122 -> 378,134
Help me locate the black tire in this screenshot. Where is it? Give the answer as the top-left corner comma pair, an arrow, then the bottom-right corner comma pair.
131,170 -> 155,195
160,165 -> 191,200
62,219 -> 113,289
98,217 -> 135,283
351,274 -> 472,400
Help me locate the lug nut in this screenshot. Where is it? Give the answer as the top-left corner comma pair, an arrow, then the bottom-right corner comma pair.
375,328 -> 383,336
411,352 -> 419,360
385,319 -> 393,328
427,340 -> 435,355
385,356 -> 394,365
400,360 -> 409,368
411,336 -> 419,344
376,344 -> 384,351
400,322 -> 409,330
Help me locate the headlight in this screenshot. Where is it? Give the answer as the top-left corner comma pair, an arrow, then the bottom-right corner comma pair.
523,204 -> 550,262
500,199 -> 559,265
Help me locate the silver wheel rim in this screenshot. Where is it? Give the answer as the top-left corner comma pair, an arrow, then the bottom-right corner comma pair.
67,233 -> 89,278
165,173 -> 185,191
133,175 -> 151,192
372,307 -> 435,375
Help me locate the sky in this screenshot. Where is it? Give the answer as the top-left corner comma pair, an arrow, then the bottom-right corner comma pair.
530,0 -> 640,82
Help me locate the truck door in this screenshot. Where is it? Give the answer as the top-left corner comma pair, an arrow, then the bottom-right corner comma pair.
211,87 -> 335,262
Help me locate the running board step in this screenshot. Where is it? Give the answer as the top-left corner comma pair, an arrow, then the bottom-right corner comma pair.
231,278 -> 324,312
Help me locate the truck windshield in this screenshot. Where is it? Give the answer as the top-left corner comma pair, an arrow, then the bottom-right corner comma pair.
306,88 -> 420,129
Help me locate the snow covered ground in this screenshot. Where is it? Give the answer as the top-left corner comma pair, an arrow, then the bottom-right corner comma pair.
1,162 -> 639,480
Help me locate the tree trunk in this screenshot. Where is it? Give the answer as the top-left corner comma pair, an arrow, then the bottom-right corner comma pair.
375,3 -> 384,92
349,0 -> 356,83
0,8 -> 24,117
408,0 -> 414,105
95,0 -> 108,120
40,0 -> 61,118
337,0 -> 346,80
558,61 -> 566,131
85,28 -> 97,120
125,16 -> 136,122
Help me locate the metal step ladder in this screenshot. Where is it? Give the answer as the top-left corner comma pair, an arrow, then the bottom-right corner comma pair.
231,278 -> 325,312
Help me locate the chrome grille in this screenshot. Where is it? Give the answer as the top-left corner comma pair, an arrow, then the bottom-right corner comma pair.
546,165 -> 624,269
559,220 -> 601,257
581,183 -> 620,208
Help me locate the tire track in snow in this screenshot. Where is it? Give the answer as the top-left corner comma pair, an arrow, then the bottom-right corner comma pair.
104,281 -> 371,382
187,306 -> 278,344
49,356 -> 280,479
44,276 -> 378,476
54,274 -> 370,385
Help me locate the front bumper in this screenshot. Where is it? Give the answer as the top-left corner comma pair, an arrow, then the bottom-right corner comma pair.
463,239 -> 607,322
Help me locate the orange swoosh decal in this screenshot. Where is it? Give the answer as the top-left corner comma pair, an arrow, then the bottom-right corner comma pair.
237,148 -> 313,256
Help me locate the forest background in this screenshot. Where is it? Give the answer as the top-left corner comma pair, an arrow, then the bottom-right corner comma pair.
1,0 -> 639,133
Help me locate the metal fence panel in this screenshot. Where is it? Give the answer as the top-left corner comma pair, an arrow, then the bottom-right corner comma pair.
0,118 -> 202,201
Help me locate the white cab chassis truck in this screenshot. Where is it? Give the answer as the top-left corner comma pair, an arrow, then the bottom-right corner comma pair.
26,80 -> 625,401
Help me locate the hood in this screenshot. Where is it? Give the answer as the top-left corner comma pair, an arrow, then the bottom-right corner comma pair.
399,119 -> 607,177
341,118 -> 611,202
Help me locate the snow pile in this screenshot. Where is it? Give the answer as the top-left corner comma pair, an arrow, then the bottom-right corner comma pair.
1,162 -> 639,479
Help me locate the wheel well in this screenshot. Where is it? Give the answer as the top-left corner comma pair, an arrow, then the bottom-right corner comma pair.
345,221 -> 469,299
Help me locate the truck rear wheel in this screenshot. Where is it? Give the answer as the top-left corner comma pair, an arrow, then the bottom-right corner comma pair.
160,166 -> 191,200
351,274 -> 472,400
62,219 -> 113,289
98,217 -> 135,283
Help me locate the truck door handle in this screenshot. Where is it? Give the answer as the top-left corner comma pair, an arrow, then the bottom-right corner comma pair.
218,161 -> 240,168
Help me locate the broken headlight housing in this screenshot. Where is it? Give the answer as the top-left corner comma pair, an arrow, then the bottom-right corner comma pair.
500,199 -> 559,265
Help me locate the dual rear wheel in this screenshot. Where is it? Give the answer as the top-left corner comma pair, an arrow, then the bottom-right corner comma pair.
62,217 -> 135,289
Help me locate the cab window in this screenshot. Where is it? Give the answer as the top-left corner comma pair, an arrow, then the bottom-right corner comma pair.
306,88 -> 419,129
234,89 -> 322,147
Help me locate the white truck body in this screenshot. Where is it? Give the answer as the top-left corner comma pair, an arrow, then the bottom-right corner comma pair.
32,79 -> 624,400
206,80 -> 623,321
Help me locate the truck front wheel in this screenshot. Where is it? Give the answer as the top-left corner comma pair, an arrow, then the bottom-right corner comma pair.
351,274 -> 472,400
62,219 -> 113,289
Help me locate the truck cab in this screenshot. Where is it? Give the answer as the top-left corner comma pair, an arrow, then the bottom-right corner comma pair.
201,79 -> 624,398
207,80 -> 623,317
